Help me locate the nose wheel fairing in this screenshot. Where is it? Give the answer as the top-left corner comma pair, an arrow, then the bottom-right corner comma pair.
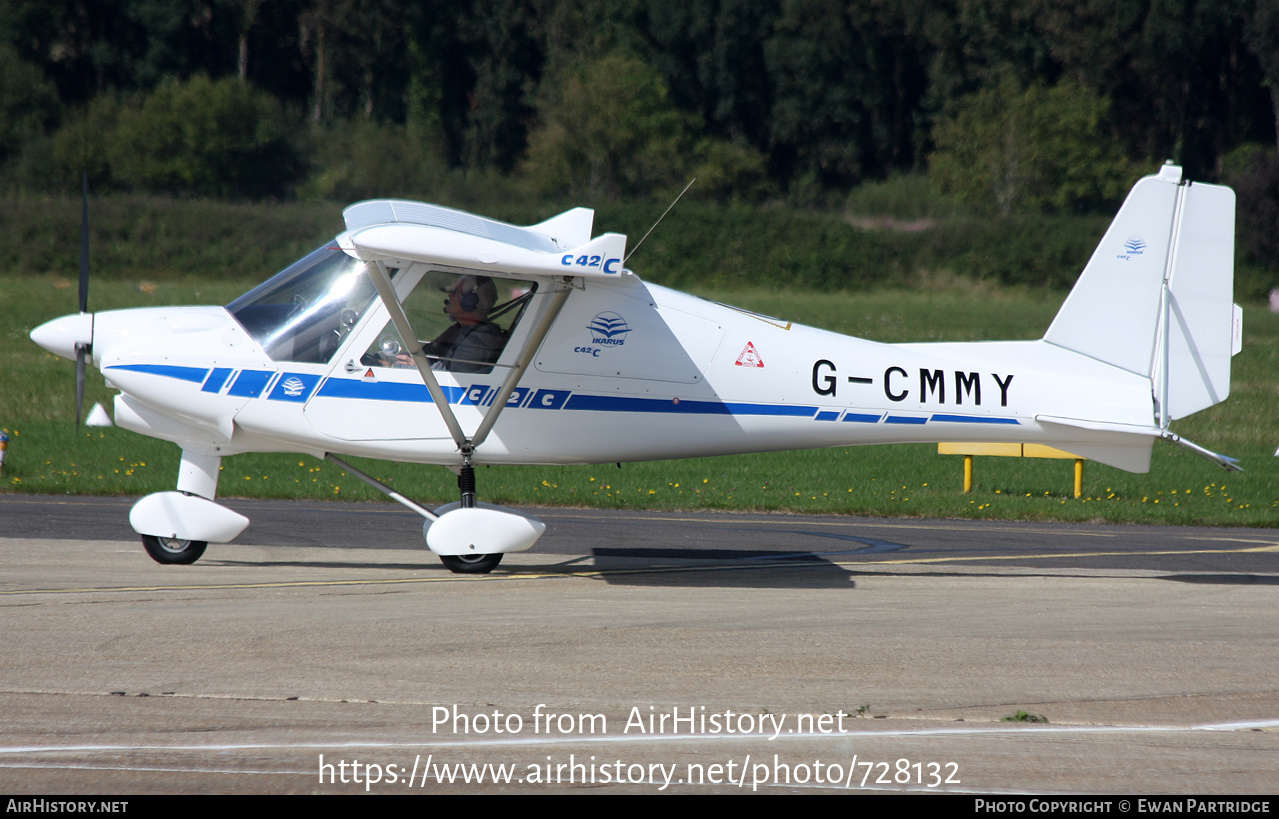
129,492 -> 249,546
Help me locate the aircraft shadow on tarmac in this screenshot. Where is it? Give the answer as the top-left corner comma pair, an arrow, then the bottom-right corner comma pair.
1159,574 -> 1279,585
203,550 -> 859,588
580,547 -> 856,588
577,529 -> 914,588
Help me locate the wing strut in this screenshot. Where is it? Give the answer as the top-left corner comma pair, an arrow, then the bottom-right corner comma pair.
470,281 -> 572,449
364,261 -> 575,455
364,260 -> 468,449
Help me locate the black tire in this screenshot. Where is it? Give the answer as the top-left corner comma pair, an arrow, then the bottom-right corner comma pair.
439,552 -> 503,574
142,535 -> 207,565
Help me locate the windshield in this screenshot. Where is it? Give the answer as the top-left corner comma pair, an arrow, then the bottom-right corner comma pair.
228,244 -> 377,364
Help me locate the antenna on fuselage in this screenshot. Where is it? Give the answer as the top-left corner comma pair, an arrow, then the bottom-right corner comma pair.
623,177 -> 696,265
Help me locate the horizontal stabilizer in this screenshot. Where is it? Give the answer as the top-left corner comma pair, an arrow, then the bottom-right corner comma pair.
1035,415 -> 1159,472
1034,415 -> 1240,472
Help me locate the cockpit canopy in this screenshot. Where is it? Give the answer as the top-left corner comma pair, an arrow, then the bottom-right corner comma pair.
228,244 -> 377,364
227,243 -> 537,373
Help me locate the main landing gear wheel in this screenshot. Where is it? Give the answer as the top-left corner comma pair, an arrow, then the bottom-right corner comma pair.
439,553 -> 503,574
141,535 -> 208,565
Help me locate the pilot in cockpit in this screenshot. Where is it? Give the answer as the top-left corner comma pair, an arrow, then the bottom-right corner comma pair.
423,275 -> 505,372
364,271 -> 533,375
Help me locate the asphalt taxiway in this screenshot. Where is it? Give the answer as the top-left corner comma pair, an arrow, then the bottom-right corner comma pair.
1,495 -> 1276,794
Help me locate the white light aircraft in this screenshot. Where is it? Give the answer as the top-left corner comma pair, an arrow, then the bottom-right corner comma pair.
31,164 -> 1241,572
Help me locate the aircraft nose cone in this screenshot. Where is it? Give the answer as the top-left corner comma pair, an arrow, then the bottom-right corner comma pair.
31,313 -> 93,360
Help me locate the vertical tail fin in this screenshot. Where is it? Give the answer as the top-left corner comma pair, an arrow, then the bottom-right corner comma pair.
1043,164 -> 1238,423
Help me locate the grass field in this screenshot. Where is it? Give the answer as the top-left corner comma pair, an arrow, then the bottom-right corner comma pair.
3,274 -> 1276,527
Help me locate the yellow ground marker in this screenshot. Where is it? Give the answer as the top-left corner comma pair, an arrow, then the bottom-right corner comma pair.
939,442 -> 1085,497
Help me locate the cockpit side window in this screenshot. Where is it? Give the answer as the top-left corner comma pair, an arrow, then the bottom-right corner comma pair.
363,270 -> 536,374
228,245 -> 377,364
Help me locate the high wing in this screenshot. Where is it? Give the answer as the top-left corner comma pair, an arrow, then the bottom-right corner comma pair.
342,199 -> 627,279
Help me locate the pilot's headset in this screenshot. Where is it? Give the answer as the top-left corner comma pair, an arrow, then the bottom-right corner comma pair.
459,286 -> 480,313
458,277 -> 497,314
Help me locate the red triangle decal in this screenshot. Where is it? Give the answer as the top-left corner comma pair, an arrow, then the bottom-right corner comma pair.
735,341 -> 764,368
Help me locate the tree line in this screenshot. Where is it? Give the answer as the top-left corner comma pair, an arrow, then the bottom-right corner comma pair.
0,0 -> 1276,218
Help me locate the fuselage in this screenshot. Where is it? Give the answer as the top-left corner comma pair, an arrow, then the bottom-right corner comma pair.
39,268 -> 1156,468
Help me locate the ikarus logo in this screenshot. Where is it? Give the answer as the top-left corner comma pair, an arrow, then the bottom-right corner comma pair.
587,312 -> 632,347
282,377 -> 306,397
1117,236 -> 1147,261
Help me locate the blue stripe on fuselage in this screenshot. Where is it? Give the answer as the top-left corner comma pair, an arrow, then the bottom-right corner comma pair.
929,413 -> 1020,425
126,369 -> 1023,426
315,378 -> 469,404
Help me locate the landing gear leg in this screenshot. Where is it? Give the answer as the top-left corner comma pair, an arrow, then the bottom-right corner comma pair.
176,449 -> 221,500
437,453 -> 503,574
137,450 -> 223,566
458,455 -> 476,509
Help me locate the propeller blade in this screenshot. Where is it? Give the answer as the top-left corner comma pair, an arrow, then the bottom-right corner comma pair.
75,345 -> 86,428
79,173 -> 89,314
